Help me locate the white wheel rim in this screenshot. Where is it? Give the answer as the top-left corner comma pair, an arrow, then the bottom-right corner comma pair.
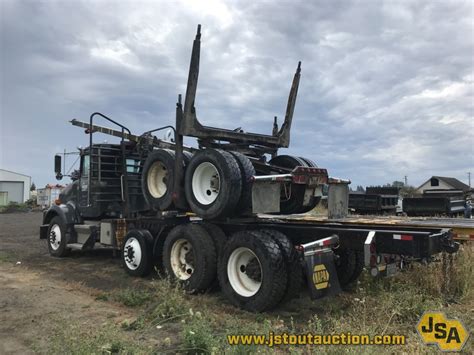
227,247 -> 262,297
192,162 -> 220,205
147,161 -> 168,198
170,239 -> 194,280
49,224 -> 61,250
124,237 -> 142,271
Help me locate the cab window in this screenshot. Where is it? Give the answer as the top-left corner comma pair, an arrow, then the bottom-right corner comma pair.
82,155 -> 90,177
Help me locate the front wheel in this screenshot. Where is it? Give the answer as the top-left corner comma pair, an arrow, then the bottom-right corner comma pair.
47,216 -> 70,257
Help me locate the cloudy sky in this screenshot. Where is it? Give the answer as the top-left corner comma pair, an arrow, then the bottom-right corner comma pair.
1,0 -> 473,189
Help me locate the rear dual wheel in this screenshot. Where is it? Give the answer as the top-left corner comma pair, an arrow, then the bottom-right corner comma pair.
163,224 -> 217,293
334,248 -> 364,288
218,230 -> 290,312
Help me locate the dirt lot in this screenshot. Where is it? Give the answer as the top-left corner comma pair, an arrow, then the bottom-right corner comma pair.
1,212 -> 472,354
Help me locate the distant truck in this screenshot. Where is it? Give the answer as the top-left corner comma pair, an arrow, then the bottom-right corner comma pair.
403,189 -> 466,217
349,187 -> 400,215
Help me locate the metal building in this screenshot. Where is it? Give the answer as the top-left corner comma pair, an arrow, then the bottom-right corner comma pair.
0,169 -> 32,205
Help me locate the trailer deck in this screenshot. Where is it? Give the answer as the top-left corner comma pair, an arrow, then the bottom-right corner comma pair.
260,214 -> 474,241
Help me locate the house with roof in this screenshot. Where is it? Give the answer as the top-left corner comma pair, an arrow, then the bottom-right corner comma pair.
416,176 -> 470,195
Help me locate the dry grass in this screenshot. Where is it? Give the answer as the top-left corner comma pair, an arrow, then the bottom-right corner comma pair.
46,244 -> 473,354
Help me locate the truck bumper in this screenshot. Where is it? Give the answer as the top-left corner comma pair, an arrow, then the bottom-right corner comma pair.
39,224 -> 48,240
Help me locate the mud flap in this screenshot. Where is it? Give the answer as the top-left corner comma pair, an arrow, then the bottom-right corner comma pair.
39,224 -> 48,239
305,249 -> 341,299
299,235 -> 341,300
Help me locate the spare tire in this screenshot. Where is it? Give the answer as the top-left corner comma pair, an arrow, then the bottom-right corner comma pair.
269,155 -> 307,214
297,156 -> 322,213
185,149 -> 242,219
142,149 -> 177,211
230,152 -> 255,214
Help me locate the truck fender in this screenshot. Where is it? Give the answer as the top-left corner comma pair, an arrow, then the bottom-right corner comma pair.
41,203 -> 79,240
43,204 -> 78,224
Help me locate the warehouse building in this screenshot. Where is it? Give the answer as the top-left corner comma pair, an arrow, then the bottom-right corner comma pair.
0,169 -> 32,206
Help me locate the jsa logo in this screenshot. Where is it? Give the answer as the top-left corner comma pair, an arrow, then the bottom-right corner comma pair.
416,312 -> 469,352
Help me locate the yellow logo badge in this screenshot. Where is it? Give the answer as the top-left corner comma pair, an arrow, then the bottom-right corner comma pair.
312,264 -> 329,290
416,311 -> 469,352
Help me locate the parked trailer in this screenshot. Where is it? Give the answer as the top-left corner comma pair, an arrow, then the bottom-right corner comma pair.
40,25 -> 460,312
403,197 -> 465,216
349,187 -> 399,215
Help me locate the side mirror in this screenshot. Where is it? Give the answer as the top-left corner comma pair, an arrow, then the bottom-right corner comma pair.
54,155 -> 63,180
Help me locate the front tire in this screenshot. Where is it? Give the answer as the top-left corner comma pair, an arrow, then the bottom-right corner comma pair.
47,216 -> 70,257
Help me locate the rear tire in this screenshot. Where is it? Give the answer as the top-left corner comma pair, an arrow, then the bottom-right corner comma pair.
47,216 -> 70,257
184,149 -> 242,219
122,229 -> 153,277
201,223 -> 228,290
163,224 -> 217,293
201,223 -> 227,257
218,230 -> 287,312
260,229 -> 302,303
348,251 -> 364,284
335,248 -> 363,288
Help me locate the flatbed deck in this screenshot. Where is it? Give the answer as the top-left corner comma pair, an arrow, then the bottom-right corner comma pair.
258,214 -> 474,241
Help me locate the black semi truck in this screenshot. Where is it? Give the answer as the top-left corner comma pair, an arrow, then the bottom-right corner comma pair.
40,26 -> 459,312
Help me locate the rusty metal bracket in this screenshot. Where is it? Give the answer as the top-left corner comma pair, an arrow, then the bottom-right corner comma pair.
180,24 -> 301,153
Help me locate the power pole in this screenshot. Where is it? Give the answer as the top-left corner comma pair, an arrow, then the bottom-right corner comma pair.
404,175 -> 408,186
468,172 -> 471,188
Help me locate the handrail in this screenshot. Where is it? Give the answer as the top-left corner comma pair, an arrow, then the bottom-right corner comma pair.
87,112 -> 131,217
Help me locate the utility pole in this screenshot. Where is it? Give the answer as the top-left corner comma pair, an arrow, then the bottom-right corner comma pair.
468,172 -> 471,188
404,175 -> 408,186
